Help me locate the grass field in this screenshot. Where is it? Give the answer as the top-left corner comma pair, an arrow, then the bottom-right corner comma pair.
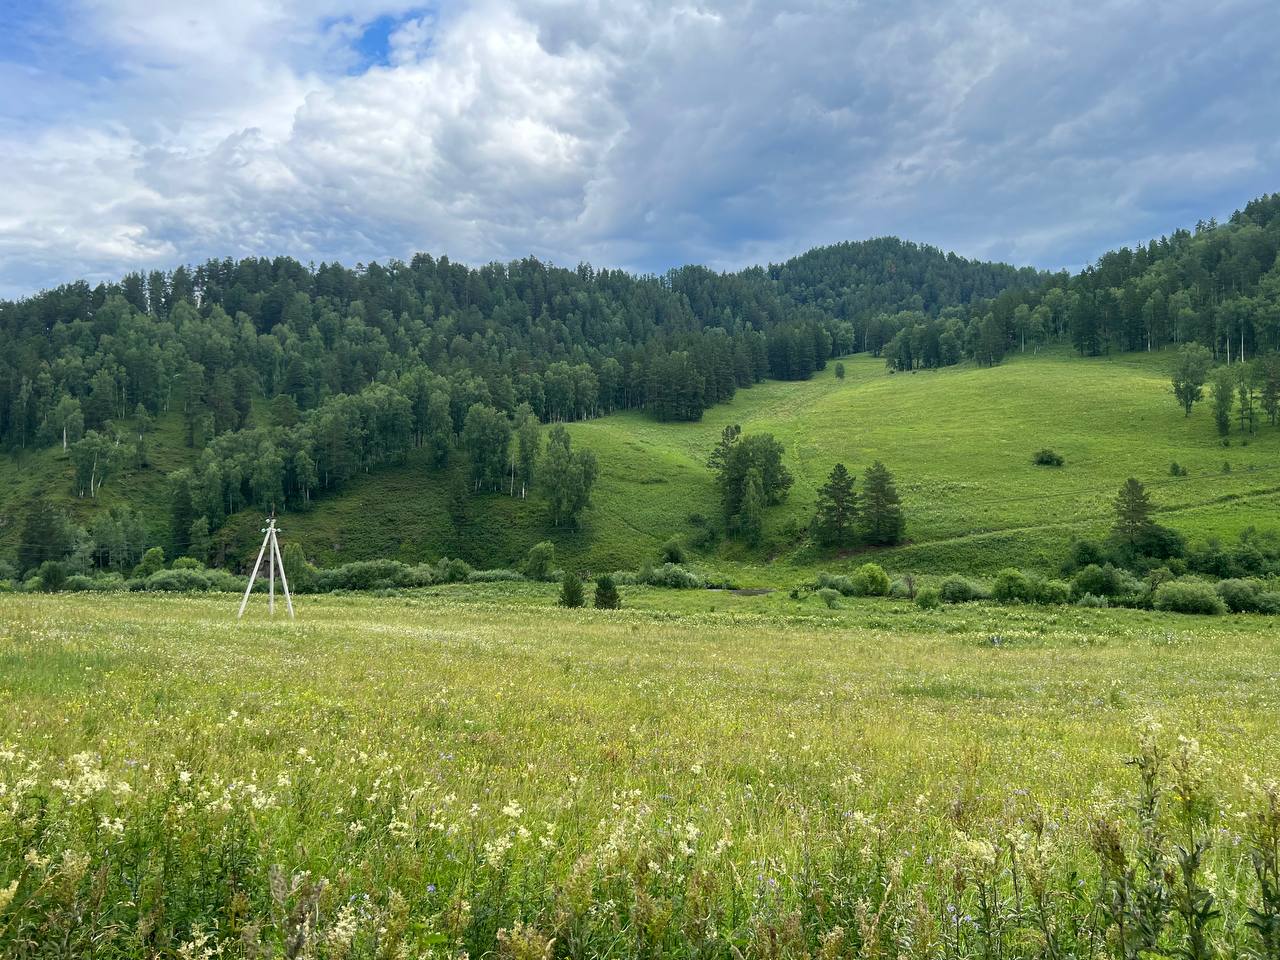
3,589 -> 1280,956
6,349 -> 1280,585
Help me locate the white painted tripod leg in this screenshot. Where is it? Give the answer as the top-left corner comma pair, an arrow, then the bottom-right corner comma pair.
270,529 -> 295,619
268,525 -> 276,616
237,529 -> 272,619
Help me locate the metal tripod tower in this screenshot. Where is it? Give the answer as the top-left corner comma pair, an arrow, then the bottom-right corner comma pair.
237,515 -> 295,619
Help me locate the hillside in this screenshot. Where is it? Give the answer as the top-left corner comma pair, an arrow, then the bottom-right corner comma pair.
273,349 -> 1280,581
4,194 -> 1280,583
9,348 -> 1278,583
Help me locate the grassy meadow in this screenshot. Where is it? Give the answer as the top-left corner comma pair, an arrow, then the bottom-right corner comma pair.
234,349 -> 1280,581
3,588 -> 1280,957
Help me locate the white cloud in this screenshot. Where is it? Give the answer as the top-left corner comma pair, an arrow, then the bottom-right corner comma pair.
0,0 -> 1277,296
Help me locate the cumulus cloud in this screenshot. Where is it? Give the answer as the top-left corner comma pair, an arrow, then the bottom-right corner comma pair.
0,0 -> 1277,297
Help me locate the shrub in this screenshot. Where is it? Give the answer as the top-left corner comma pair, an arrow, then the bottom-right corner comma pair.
1033,578 -> 1071,605
281,542 -> 317,592
38,561 -> 68,592
814,572 -> 855,595
1076,593 -> 1109,609
939,576 -> 985,604
614,563 -> 705,589
834,361 -> 846,379
1153,580 -> 1226,615
559,571 -> 585,608
522,541 -> 557,581
172,556 -> 204,570
467,569 -> 525,583
659,537 -> 687,565
1063,538 -> 1108,574
593,574 -> 621,609
915,587 -> 942,610
133,547 -> 166,579
992,568 -> 1035,603
145,568 -> 212,592
816,587 -> 841,609
433,557 -> 473,584
1256,592 -> 1280,614
1033,448 -> 1064,467
203,570 -> 246,592
889,578 -> 912,599
1071,564 -> 1122,599
1169,461 -> 1188,477
688,524 -> 720,550
850,563 -> 891,597
316,559 -> 412,592
1216,578 -> 1266,613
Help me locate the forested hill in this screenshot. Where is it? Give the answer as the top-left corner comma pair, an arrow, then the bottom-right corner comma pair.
0,236 -> 1040,459
877,193 -> 1280,372
2,193 -> 1279,575
770,236 -> 1043,318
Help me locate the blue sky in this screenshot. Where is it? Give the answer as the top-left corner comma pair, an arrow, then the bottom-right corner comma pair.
0,0 -> 1277,298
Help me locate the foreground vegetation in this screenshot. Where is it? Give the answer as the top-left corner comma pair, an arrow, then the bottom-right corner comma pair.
2,590 -> 1280,957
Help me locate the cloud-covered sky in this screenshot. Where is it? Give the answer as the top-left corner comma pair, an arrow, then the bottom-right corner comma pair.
1,0 -> 1277,298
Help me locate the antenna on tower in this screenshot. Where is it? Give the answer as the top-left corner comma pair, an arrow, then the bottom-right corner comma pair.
237,508 -> 295,620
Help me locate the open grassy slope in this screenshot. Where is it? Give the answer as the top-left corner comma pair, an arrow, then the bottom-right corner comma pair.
6,349 -> 1280,582
276,349 -> 1280,581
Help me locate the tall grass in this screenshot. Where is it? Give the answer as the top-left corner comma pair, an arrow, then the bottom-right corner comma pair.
2,591 -> 1279,957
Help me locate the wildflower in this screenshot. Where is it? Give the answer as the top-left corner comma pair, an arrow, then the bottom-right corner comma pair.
502,799 -> 523,819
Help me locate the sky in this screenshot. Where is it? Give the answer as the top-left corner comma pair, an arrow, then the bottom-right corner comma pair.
0,0 -> 1277,299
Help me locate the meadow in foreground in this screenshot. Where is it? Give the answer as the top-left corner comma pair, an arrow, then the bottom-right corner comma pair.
1,590 -> 1280,957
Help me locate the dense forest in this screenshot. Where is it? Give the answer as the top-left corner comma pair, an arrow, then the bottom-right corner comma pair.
878,194 -> 1280,372
3,193 -> 1279,574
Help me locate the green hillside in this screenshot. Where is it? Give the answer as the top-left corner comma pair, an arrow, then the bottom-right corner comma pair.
286,349 -> 1280,581
10,350 -> 1280,583
12,347 -> 1273,584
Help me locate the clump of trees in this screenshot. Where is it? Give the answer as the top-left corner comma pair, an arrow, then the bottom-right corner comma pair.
811,461 -> 905,548
708,427 -> 793,544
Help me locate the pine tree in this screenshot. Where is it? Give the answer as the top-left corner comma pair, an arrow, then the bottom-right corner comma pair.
812,463 -> 859,547
593,573 -> 621,609
1112,477 -> 1154,548
859,461 -> 905,546
559,571 -> 585,608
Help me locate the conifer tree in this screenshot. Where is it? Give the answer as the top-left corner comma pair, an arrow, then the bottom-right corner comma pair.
1112,477 -> 1154,548
593,573 -> 621,609
559,570 -> 585,608
859,461 -> 905,546
812,463 -> 859,547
